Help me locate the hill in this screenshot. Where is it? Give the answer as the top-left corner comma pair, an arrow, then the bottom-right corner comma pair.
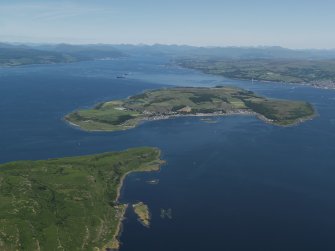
0,147 -> 163,250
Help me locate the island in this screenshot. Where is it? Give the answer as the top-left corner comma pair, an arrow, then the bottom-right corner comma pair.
0,147 -> 164,251
177,58 -> 335,89
132,202 -> 151,227
65,86 -> 315,131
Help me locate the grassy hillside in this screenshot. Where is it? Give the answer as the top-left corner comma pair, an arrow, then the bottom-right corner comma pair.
0,147 -> 163,250
65,86 -> 315,131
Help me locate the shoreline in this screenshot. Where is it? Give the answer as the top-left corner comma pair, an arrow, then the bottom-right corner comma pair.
181,65 -> 335,90
101,203 -> 128,251
114,158 -> 164,203
65,109 -> 316,133
221,75 -> 335,90
246,78 -> 335,90
218,75 -> 335,90
107,150 -> 164,250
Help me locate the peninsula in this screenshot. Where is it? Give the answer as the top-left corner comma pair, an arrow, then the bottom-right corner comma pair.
0,147 -> 163,251
65,86 -> 315,131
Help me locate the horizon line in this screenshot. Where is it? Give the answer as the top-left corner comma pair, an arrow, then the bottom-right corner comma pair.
1,41 -> 335,51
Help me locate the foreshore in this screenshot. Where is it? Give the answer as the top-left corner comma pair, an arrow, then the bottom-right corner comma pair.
106,151 -> 164,250
65,108 -> 315,133
115,158 -> 164,203
101,204 -> 128,251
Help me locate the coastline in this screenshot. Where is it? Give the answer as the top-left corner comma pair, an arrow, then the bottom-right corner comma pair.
65,108 -> 315,133
100,203 -> 128,251
179,65 -> 335,90
246,77 -> 335,90
115,158 -> 164,203
106,150 -> 164,250
63,116 -> 138,132
206,73 -> 335,90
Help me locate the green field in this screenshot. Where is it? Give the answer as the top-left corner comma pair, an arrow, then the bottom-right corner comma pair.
0,147 -> 163,251
178,58 -> 335,88
65,86 -> 315,131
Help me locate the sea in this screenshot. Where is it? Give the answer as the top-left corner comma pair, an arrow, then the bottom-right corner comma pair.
1,56 -> 335,251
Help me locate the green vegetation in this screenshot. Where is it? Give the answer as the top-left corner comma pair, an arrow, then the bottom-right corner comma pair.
132,202 -> 151,227
178,58 -> 335,89
0,147 -> 163,251
65,87 -> 315,131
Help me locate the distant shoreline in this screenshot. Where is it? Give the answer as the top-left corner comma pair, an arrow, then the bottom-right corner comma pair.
223,75 -> 335,90
177,61 -> 335,90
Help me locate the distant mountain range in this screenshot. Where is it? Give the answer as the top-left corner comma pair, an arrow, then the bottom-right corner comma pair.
2,42 -> 335,67
112,44 -> 335,59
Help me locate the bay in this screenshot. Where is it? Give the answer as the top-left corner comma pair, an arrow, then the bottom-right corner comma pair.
1,56 -> 335,250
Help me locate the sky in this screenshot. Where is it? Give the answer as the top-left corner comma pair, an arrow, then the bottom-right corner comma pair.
0,0 -> 335,49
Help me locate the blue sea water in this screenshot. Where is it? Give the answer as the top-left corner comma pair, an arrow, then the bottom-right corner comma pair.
1,57 -> 335,250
